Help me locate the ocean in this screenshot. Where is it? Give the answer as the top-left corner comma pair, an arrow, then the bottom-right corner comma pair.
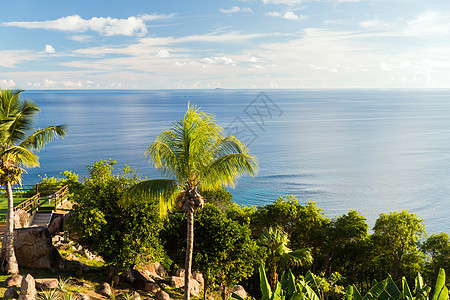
21,89 -> 450,234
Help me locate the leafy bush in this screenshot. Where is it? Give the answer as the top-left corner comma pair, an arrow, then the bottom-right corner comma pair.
68,159 -> 164,268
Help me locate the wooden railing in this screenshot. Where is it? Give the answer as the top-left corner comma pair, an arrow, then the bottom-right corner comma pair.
54,185 -> 69,208
13,193 -> 41,214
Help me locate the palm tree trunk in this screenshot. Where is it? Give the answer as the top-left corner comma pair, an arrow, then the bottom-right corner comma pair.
184,210 -> 194,300
2,182 -> 18,274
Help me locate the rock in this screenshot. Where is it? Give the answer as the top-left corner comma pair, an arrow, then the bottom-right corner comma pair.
14,210 -> 29,229
192,272 -> 204,288
18,274 -> 36,300
78,294 -> 89,300
78,248 -> 95,260
48,216 -> 63,235
175,268 -> 185,277
154,262 -> 168,278
187,279 -> 202,297
0,227 -> 65,272
97,282 -> 111,296
169,276 -> 184,288
35,278 -> 59,290
155,290 -> 170,300
4,275 -> 23,287
4,287 -> 19,299
65,253 -> 79,261
112,275 -> 120,286
130,291 -> 141,300
123,268 -> 159,292
231,285 -> 247,299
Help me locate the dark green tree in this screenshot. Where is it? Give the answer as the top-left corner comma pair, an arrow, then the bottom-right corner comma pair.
161,203 -> 261,300
421,232 -> 450,283
372,210 -> 426,281
68,159 -> 164,269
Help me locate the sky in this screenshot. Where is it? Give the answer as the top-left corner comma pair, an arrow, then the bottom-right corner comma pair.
1,0 -> 450,89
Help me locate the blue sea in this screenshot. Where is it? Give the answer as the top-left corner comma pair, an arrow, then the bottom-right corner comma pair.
22,89 -> 450,234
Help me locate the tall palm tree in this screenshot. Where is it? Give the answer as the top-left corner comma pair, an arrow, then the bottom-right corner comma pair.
0,89 -> 66,274
259,227 -> 313,288
128,104 -> 258,300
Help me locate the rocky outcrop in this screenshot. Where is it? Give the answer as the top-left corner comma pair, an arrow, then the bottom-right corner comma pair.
4,274 -> 22,287
35,278 -> 59,290
170,276 -> 201,297
122,268 -> 160,292
18,274 -> 37,300
48,216 -> 63,235
155,290 -> 170,300
14,210 -> 29,229
97,282 -> 111,296
1,227 -> 65,272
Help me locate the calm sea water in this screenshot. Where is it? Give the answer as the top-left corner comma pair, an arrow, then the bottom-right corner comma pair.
21,89 -> 450,234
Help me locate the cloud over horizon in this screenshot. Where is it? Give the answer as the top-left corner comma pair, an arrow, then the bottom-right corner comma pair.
2,14 -> 173,37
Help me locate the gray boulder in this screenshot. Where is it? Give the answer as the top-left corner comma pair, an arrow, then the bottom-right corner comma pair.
97,282 -> 111,296
14,210 -> 29,229
18,274 -> 36,300
1,227 -> 65,272
4,287 -> 19,299
4,275 -> 22,287
35,278 -> 59,290
155,290 -> 170,300
48,216 -> 63,235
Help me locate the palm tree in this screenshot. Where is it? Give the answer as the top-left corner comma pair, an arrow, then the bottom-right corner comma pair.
128,104 -> 258,300
259,226 -> 313,289
0,89 -> 66,274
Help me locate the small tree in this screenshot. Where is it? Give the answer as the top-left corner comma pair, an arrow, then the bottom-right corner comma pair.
372,210 -> 426,280
68,159 -> 164,270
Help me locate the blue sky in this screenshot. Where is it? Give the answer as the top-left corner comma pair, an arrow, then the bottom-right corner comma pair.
1,0 -> 450,89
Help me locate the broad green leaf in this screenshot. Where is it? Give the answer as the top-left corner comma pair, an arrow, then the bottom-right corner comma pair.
352,285 -> 363,300
402,277 -> 413,300
363,280 -> 388,300
379,275 -> 400,300
260,264 -> 273,300
432,269 -> 447,300
345,286 -> 354,300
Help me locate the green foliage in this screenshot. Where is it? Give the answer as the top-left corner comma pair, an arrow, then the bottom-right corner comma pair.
68,159 -> 164,268
421,232 -> 450,284
161,203 -> 262,295
258,226 -> 312,288
33,170 -> 81,198
372,210 -> 426,280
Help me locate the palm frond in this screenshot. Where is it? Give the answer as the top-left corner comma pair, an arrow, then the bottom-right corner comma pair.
20,125 -> 67,151
200,152 -> 258,190
145,130 -> 182,179
0,145 -> 39,168
124,179 -> 180,216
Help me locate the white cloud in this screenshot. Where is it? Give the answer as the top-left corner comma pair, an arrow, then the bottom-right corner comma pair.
0,50 -> 36,68
266,11 -> 305,20
219,6 -> 253,14
0,79 -> 16,88
201,56 -> 236,65
70,35 -> 93,42
44,44 -> 55,53
2,13 -> 173,37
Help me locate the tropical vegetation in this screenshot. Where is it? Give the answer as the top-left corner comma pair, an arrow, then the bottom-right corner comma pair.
0,88 -> 66,274
124,104 -> 258,300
